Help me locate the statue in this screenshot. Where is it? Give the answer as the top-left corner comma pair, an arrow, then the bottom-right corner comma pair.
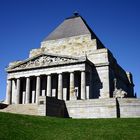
113,78 -> 127,98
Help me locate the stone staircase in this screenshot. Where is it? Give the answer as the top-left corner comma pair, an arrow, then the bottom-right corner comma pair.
0,104 -> 38,115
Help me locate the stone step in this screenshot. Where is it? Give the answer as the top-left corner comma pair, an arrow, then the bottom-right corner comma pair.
0,104 -> 38,115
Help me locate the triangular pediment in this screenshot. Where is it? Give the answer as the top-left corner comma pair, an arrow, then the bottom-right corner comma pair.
7,53 -> 86,72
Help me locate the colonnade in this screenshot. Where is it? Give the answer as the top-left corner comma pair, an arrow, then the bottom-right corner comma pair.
6,71 -> 87,104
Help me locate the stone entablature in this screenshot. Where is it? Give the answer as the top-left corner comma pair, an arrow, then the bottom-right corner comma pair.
7,63 -> 87,79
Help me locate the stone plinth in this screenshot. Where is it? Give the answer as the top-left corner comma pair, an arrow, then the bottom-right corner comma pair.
65,98 -> 117,118
38,96 -> 67,117
118,98 -> 140,118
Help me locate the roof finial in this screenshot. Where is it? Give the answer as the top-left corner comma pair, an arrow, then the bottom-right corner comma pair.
73,11 -> 79,16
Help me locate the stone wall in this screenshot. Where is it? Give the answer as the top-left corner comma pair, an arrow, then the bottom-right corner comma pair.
95,66 -> 110,98
118,98 -> 140,118
66,99 -> 117,118
38,97 -> 140,118
1,98 -> 140,118
87,48 -> 110,98
38,96 -> 47,116
30,35 -> 98,58
65,98 -> 140,118
87,48 -> 109,65
108,51 -> 134,97
38,96 -> 68,117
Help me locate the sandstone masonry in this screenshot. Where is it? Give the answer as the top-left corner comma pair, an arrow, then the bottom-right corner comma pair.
1,13 -> 139,118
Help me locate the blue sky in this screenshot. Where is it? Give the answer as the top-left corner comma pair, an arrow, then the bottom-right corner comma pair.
0,0 -> 140,100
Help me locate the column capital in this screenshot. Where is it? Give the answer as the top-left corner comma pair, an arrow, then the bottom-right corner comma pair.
25,76 -> 31,78
80,70 -> 86,72
24,76 -> 31,78
35,75 -> 41,77
46,74 -> 51,76
57,73 -> 62,75
16,77 -> 21,80
69,71 -> 75,73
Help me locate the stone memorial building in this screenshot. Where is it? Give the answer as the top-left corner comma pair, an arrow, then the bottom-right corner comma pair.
2,13 -> 140,118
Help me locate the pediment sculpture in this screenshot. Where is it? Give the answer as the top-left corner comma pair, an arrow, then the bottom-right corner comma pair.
7,54 -> 82,71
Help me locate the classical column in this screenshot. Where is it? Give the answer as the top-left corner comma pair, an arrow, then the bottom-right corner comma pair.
36,76 -> 40,104
12,79 -> 16,104
47,75 -> 51,97
22,91 -> 26,104
16,78 -> 20,104
81,71 -> 86,100
6,79 -> 12,104
25,77 -> 30,104
32,91 -> 35,103
58,73 -> 63,100
70,72 -> 76,100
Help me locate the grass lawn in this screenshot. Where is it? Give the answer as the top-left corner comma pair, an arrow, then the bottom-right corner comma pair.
0,112 -> 140,140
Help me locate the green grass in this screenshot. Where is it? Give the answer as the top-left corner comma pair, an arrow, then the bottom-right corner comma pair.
0,112 -> 140,140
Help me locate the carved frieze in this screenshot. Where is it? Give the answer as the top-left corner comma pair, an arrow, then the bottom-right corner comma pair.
9,55 -> 80,71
